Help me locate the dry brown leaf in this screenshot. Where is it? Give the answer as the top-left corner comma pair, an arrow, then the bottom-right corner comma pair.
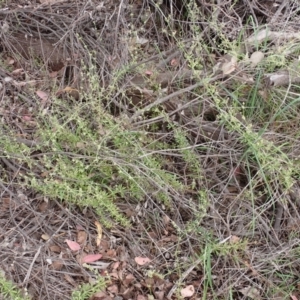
250,51 -> 264,67
77,231 -> 87,245
63,86 -> 80,99
40,171 -> 50,178
247,29 -> 270,44
76,142 -> 86,149
106,249 -> 116,258
124,208 -> 136,218
49,245 -> 61,253
162,215 -> 170,225
38,201 -> 48,212
265,71 -> 300,87
64,274 -> 77,287
76,252 -> 87,265
180,285 -> 195,298
122,288 -> 134,299
2,198 -> 14,210
56,86 -> 79,99
136,36 -> 148,45
95,221 -> 102,246
239,286 -> 261,300
100,239 -> 110,251
221,55 -> 237,75
40,0 -> 66,5
51,260 -> 63,270
41,234 -> 50,241
230,235 -> 240,244
110,272 -> 119,280
148,231 -> 158,239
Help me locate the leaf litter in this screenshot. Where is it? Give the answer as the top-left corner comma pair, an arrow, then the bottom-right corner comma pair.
0,0 -> 300,299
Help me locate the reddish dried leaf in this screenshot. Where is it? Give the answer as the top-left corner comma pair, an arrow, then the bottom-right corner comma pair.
65,239 -> 81,251
170,234 -> 178,242
134,283 -> 142,289
92,291 -> 106,297
181,285 -> 195,298
76,224 -> 84,231
106,249 -> 116,258
22,115 -> 32,122
91,291 -> 112,300
153,275 -> 165,286
2,198 -> 13,210
36,90 -> 49,101
117,269 -> 124,281
82,254 -> 102,263
123,273 -> 135,287
112,261 -> 120,270
290,295 -> 298,300
122,287 -> 133,299
12,68 -> 23,75
107,284 -> 119,294
49,71 -> 58,78
135,257 -> 151,266
230,235 -> 240,244
170,58 -> 179,66
148,231 -> 158,239
154,291 -> 164,300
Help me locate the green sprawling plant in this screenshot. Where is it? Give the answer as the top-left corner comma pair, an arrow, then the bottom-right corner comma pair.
71,276 -> 107,300
0,272 -> 30,300
0,77 -> 186,227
